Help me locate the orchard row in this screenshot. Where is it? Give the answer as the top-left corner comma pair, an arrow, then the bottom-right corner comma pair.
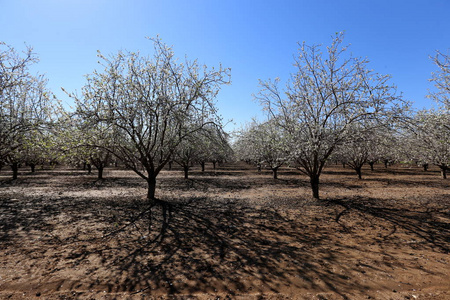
1,34 -> 448,200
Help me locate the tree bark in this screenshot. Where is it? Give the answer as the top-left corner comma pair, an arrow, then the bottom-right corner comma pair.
87,164 -> 92,174
11,162 -> 18,180
440,166 -> 447,179
201,162 -> 205,172
272,167 -> 278,179
183,166 -> 189,179
423,163 -> 428,172
98,166 -> 104,180
355,166 -> 362,179
368,162 -> 374,171
147,176 -> 157,200
213,161 -> 217,170
30,163 -> 36,173
310,175 -> 320,199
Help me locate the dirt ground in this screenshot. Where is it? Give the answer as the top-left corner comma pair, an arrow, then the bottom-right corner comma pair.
0,162 -> 449,300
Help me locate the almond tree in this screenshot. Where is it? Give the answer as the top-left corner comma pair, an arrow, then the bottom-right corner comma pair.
333,125 -> 398,179
367,128 -> 400,170
58,115 -> 112,179
256,33 -> 408,199
429,50 -> 450,109
173,135 -> 198,179
406,110 -> 449,178
398,131 -> 429,171
196,124 -> 233,171
173,123 -> 232,174
208,136 -> 234,170
234,123 -> 264,171
235,119 -> 290,179
0,42 -> 52,179
408,50 -> 450,177
20,127 -> 58,172
73,38 -> 230,200
333,126 -> 373,179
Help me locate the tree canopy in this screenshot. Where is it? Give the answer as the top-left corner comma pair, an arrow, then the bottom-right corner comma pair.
72,38 -> 230,200
255,33 -> 409,199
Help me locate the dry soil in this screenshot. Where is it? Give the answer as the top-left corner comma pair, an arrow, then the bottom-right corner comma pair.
0,162 -> 449,299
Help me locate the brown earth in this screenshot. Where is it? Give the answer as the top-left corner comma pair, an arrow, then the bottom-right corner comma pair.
0,162 -> 449,299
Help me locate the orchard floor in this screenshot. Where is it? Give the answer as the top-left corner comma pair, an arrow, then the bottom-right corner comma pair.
0,162 -> 449,300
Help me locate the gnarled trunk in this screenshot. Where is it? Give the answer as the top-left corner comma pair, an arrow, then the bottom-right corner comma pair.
440,166 -> 447,179
355,166 -> 362,179
272,167 -> 279,179
97,166 -> 104,180
147,176 -> 157,200
11,162 -> 18,180
310,175 -> 320,199
183,166 -> 189,179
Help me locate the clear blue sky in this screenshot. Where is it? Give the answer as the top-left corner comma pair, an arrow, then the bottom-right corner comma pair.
1,0 -> 449,132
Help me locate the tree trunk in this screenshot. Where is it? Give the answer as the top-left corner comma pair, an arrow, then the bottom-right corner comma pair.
87,164 -> 92,174
310,175 -> 320,199
384,160 -> 389,168
213,162 -> 217,170
168,161 -> 172,171
368,162 -> 374,171
183,166 -> 189,179
342,163 -> 345,168
440,166 -> 447,179
423,163 -> 428,172
201,162 -> 205,172
272,167 -> 278,179
355,166 -> 362,179
98,166 -> 104,180
11,162 -> 18,180
147,176 -> 157,200
30,163 -> 36,173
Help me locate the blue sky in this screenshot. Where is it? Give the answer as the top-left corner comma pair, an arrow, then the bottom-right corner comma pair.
1,0 -> 449,132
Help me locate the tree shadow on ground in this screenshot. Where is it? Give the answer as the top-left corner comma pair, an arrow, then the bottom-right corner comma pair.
1,193 -> 449,298
48,197 -> 450,297
359,177 -> 449,188
59,197 -> 368,299
325,197 -> 450,254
